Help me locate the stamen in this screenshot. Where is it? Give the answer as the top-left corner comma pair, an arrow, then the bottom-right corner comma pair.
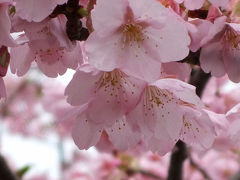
123,23 -> 144,43
94,69 -> 137,103
222,26 -> 240,50
143,86 -> 177,117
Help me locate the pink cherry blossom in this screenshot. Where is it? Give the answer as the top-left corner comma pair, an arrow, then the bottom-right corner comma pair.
66,67 -> 147,150
200,16 -> 240,82
65,67 -> 146,126
10,16 -> 82,77
128,78 -> 203,155
85,0 -> 190,81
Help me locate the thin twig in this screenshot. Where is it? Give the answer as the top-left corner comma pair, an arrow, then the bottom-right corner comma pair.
188,154 -> 212,180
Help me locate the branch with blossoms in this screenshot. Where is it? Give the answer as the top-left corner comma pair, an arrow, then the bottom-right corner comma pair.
2,0 -> 240,179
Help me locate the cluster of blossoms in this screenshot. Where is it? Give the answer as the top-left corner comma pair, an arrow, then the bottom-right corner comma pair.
3,0 -> 240,173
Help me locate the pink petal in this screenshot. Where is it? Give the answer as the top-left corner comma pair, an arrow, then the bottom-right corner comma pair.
86,32 -> 123,71
122,44 -> 162,82
151,89 -> 183,140
65,70 -> 102,106
143,10 -> 190,63
91,0 -> 128,37
16,0 -> 67,22
200,42 -> 226,77
36,58 -> 67,77
34,47 -> 81,77
184,0 -> 204,10
180,107 -> 216,149
223,48 -> 240,83
147,134 -> 176,155
86,70 -> 146,126
229,120 -> 240,148
129,0 -> 166,21
106,116 -> 141,150
72,111 -> 103,150
130,86 -> 183,144
153,78 -> 203,107
201,16 -> 227,45
10,43 -> 33,76
187,19 -> 213,52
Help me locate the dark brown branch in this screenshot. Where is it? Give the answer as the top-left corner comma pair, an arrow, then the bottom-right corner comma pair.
229,170 -> 240,180
167,141 -> 187,180
179,50 -> 201,66
0,154 -> 19,180
189,68 -> 211,97
167,67 -> 211,180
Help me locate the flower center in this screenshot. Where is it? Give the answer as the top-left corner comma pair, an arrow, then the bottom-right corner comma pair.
143,86 -> 176,117
94,69 -> 137,104
34,47 -> 65,64
122,23 -> 144,44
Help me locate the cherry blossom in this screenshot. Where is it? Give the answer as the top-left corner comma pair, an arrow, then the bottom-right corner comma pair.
10,16 -> 82,77
0,0 -> 240,179
85,0 -> 190,81
200,16 -> 240,82
65,67 -> 146,126
128,78 -> 204,154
